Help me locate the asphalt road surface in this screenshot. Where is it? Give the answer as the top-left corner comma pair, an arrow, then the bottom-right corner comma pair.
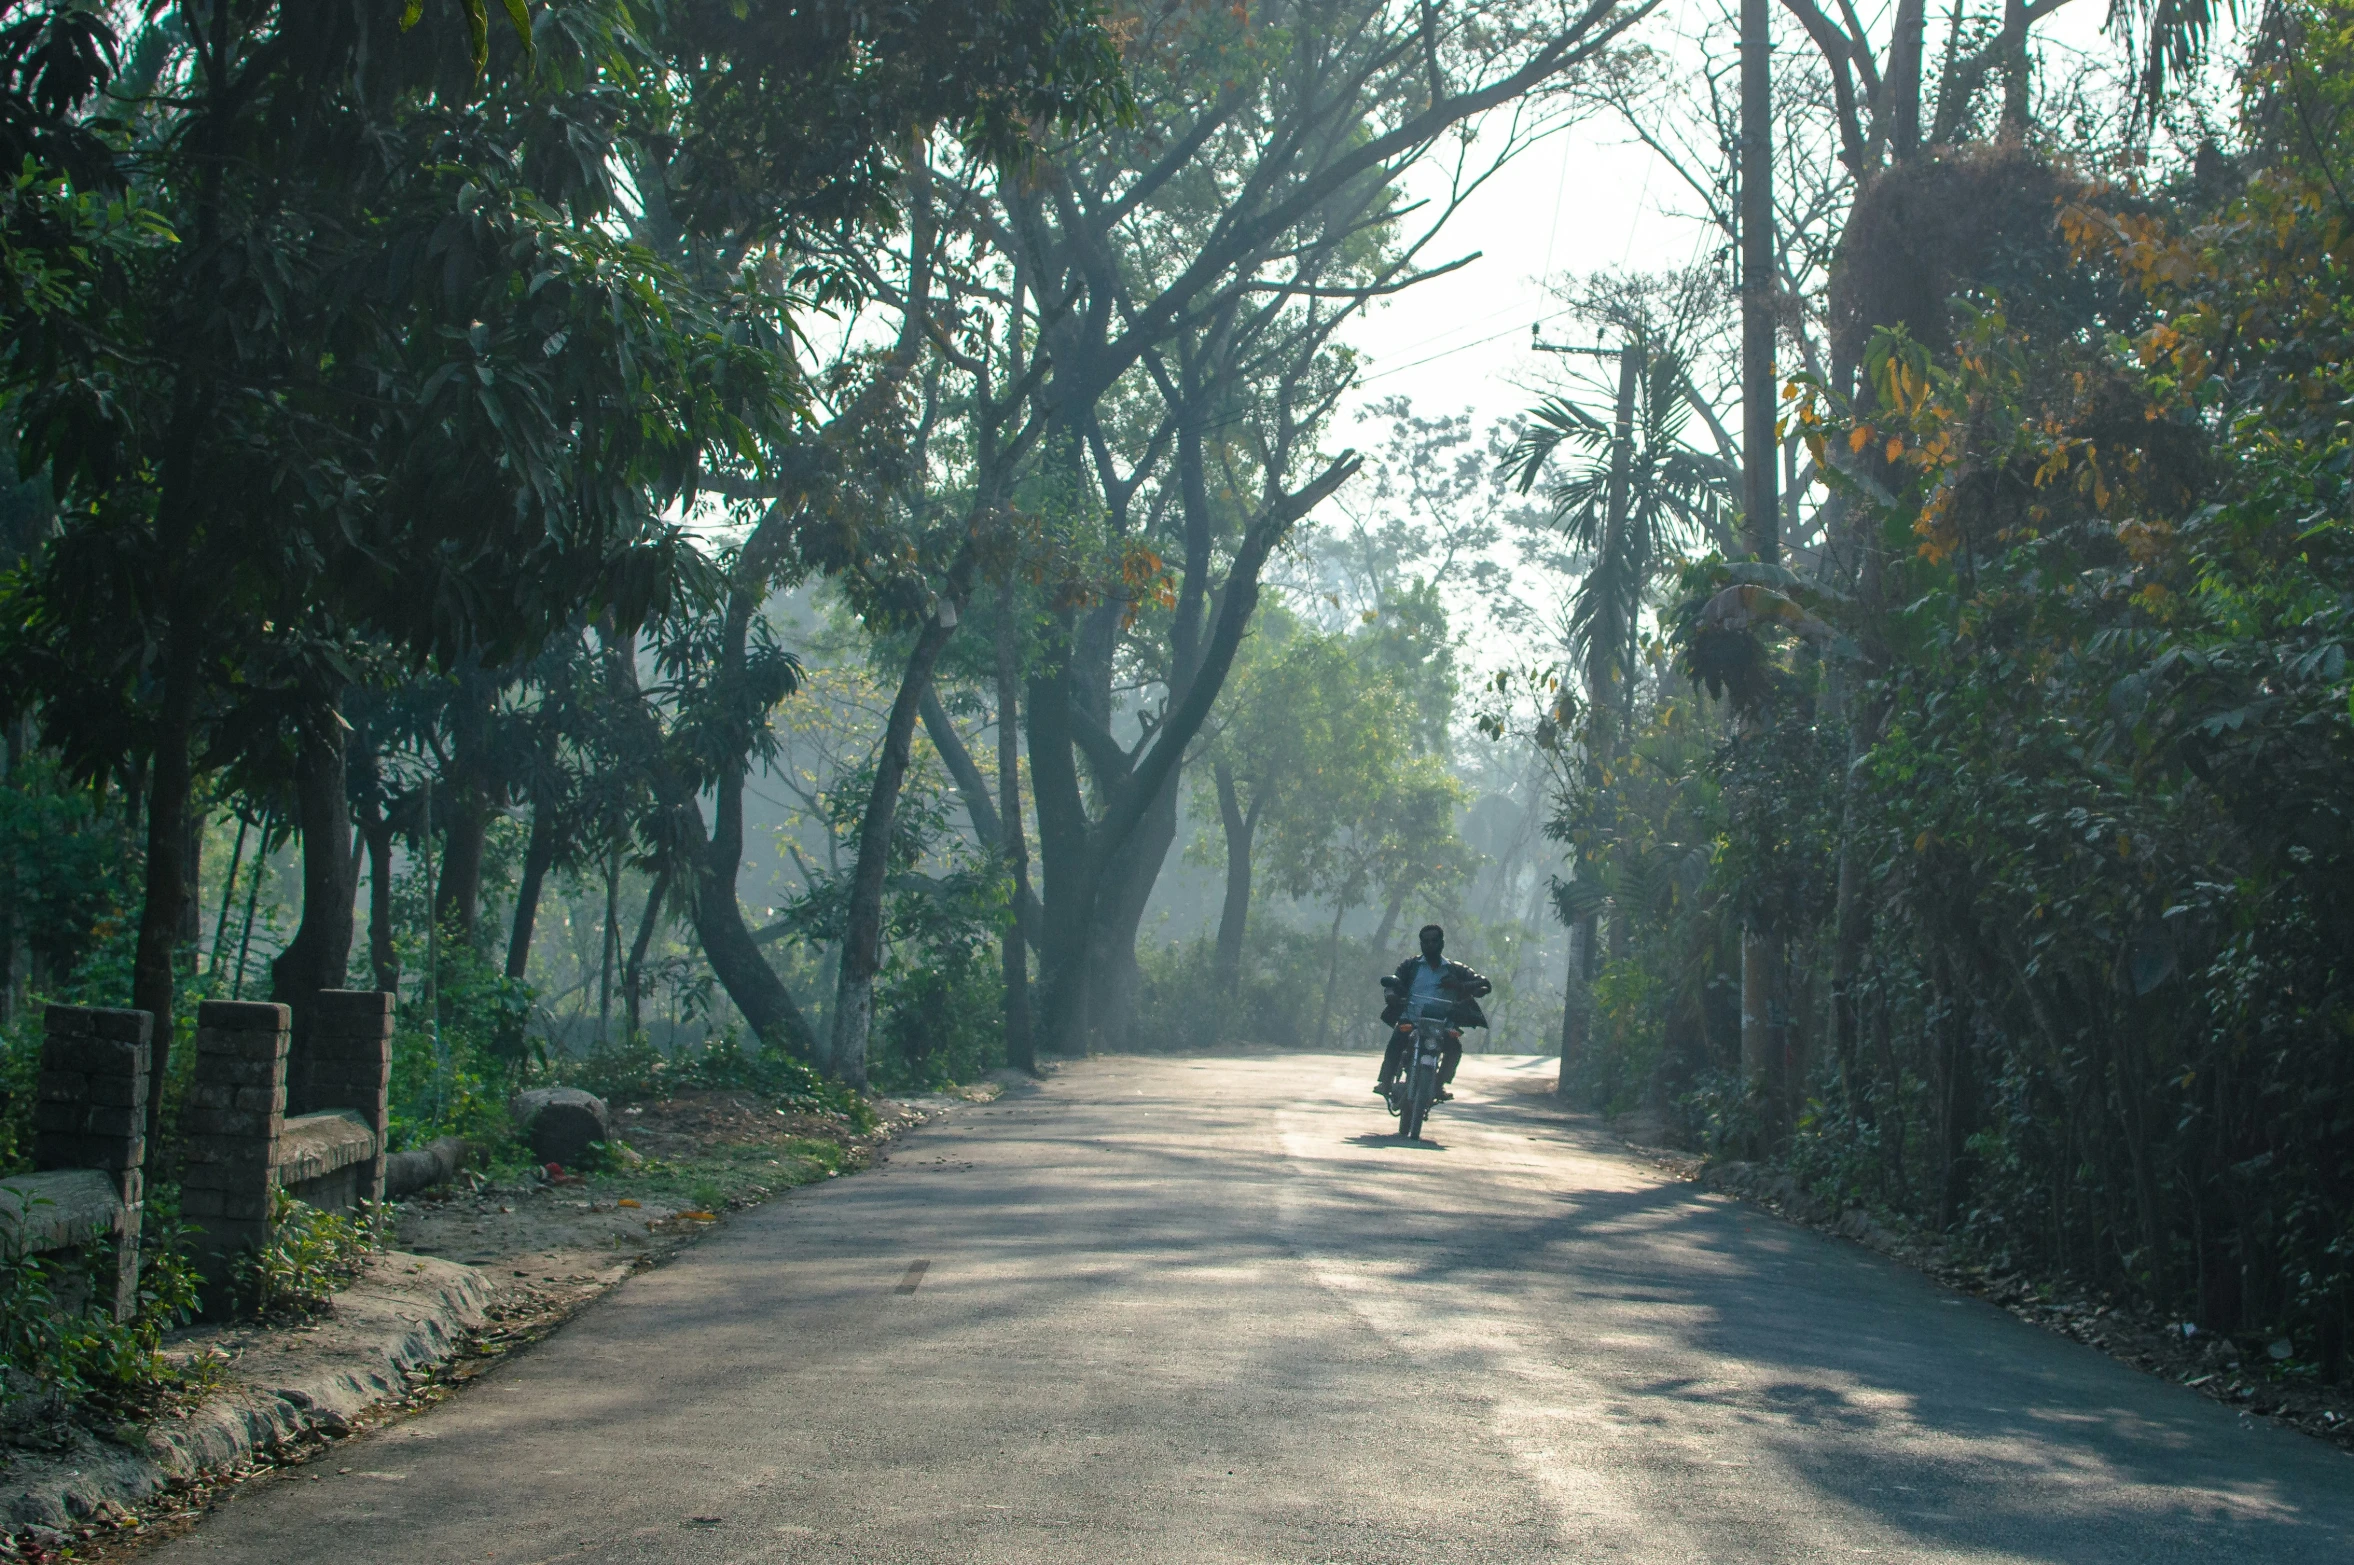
142,1054 -> 2354,1563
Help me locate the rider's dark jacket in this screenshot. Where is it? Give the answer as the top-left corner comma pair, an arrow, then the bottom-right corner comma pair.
1380,956 -> 1490,1030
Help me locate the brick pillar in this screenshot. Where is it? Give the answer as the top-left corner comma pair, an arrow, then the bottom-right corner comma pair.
179,1000 -> 289,1316
287,989 -> 393,1210
34,1005 -> 150,1319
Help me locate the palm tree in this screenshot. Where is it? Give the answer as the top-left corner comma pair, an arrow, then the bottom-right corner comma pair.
1505,338 -> 1732,1101
1500,342 -> 1732,730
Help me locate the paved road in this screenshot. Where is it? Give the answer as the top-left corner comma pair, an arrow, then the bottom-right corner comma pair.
145,1054 -> 2354,1563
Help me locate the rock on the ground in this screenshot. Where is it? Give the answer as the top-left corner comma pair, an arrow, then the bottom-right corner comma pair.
510,1087 -> 610,1168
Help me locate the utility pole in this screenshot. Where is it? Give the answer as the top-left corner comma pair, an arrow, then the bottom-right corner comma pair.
1531,327 -> 1644,1101
1738,0 -> 1784,1109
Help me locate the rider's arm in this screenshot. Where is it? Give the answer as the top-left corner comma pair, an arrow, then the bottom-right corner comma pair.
1443,963 -> 1494,997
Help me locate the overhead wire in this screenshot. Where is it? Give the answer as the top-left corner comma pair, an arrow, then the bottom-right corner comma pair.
1352,313 -> 1576,387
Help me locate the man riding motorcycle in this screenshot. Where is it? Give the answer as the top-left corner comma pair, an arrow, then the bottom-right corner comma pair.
1376,923 -> 1491,1103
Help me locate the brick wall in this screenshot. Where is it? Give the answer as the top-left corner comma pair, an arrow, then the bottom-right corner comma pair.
285,989 -> 392,1211
32,1005 -> 150,1319
177,1000 -> 289,1316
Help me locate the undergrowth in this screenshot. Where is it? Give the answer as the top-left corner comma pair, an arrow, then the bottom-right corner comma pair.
552,1034 -> 872,1129
0,1190 -> 205,1426
237,1191 -> 382,1320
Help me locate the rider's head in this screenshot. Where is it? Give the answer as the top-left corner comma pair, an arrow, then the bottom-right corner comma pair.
1418,924 -> 1444,963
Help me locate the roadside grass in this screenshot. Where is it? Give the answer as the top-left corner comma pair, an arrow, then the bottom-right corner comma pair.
594,1133 -> 856,1213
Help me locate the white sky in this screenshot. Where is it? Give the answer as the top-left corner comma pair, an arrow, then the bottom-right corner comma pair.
1330,0 -> 2163,448
1318,0 -> 2211,672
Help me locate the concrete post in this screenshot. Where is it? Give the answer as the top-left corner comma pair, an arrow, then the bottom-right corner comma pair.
33,1005 -> 150,1319
179,1000 -> 289,1316
286,990 -> 393,1211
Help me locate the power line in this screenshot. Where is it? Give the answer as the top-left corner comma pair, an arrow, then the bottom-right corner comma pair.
1368,288 -> 1565,364
1356,312 -> 1574,388
1536,126 -> 1575,303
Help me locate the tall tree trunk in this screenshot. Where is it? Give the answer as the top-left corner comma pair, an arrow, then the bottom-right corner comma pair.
624,869 -> 670,1044
270,707 -> 358,1047
134,643 -> 201,1163
1740,927 -> 1783,1125
1212,762 -> 1257,994
231,807 -> 271,1001
1737,0 -> 1780,1126
696,757 -> 821,1058
1740,0 -> 1779,565
1887,0 -> 1929,159
507,794 -> 560,983
606,619 -> 821,1058
492,790 -> 561,1064
1557,913 -> 1596,1101
361,811 -> 399,994
918,687 -> 1043,941
996,604 -> 1036,1075
1599,341 -> 1643,700
435,669 -> 492,944
1026,652 -> 1093,1059
2000,0 -> 2029,131
135,126 -> 225,1158
180,806 -> 204,947
1081,764 -> 1182,1051
436,795 -> 488,946
1315,900 -> 1349,1049
832,602 -> 966,1087
207,815 -> 249,984
598,845 -> 620,1045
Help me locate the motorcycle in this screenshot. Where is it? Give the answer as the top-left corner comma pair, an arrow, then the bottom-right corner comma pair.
1378,975 -> 1456,1141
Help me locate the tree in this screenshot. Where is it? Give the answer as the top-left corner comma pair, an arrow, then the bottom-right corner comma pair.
1200,598 -> 1473,1033
1263,746 -> 1473,1048
1505,342 -> 1731,730
585,3 -> 1128,1084
2,0 -> 807,1160
1197,616 -> 1361,993
937,0 -> 1648,1057
1504,293 -> 1734,1093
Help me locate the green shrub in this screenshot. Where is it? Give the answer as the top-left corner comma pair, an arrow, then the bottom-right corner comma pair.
555,1032 -> 869,1124
870,943 -> 1002,1094
387,933 -> 531,1154
1557,957 -> 1676,1115
238,1189 -> 379,1319
1671,1068 -> 1772,1162
0,1190 -> 205,1420
1134,920 -> 1364,1053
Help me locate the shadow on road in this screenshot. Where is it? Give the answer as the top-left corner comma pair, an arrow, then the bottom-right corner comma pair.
148,1053 -> 2353,1565
1342,1131 -> 1449,1151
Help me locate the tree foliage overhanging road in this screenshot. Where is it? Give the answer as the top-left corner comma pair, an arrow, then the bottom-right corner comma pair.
1518,0 -> 2354,1387
2,0 -> 2352,1426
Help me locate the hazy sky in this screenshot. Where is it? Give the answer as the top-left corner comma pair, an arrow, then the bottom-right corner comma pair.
1312,0 -> 2205,668
1330,0 -> 2160,449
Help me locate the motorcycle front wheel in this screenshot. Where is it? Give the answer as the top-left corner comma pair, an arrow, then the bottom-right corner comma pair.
1401,1063 -> 1436,1139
